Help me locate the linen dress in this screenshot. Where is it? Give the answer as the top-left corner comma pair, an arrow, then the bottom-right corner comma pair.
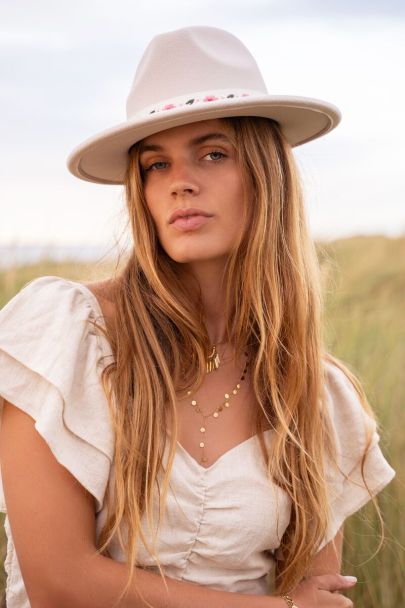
0,276 -> 396,607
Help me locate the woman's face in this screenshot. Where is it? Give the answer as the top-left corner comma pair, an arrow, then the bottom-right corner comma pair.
139,119 -> 247,266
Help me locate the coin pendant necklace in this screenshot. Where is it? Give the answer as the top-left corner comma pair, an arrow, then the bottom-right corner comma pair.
187,350 -> 249,464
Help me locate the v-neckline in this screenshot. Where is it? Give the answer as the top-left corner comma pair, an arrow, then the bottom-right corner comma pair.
169,429 -> 273,473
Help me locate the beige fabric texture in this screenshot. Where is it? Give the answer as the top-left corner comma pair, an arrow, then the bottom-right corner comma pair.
0,276 -> 395,607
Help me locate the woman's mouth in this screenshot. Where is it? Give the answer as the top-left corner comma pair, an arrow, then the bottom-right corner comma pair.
171,215 -> 213,231
169,207 -> 213,232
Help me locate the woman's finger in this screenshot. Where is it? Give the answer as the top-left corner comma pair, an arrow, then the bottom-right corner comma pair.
310,573 -> 357,592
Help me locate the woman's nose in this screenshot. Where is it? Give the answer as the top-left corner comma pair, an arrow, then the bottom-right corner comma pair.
169,163 -> 200,197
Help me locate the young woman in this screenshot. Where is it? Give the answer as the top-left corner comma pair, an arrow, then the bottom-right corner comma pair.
0,26 -> 395,608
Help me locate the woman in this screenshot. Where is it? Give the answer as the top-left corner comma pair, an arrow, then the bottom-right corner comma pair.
0,26 -> 395,608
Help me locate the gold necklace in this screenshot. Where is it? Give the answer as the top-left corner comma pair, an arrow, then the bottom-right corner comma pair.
187,351 -> 249,464
206,345 -> 220,373
206,341 -> 235,373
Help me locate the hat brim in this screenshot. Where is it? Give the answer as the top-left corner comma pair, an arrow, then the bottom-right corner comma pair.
66,95 -> 341,185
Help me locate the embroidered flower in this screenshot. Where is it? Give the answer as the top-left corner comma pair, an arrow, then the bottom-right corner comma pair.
147,92 -> 251,115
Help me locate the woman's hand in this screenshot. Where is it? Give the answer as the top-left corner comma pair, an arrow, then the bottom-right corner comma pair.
288,574 -> 357,607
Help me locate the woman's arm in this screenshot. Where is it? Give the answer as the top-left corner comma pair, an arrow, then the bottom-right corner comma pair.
306,527 -> 344,577
0,400 -> 286,608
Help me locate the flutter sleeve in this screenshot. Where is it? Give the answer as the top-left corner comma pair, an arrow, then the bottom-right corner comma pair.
320,360 -> 395,547
0,275 -> 115,513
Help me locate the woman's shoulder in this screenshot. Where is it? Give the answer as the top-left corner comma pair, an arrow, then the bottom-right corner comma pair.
0,275 -> 115,374
0,275 -> 115,329
322,355 -> 370,410
321,355 -> 379,455
81,278 -> 117,328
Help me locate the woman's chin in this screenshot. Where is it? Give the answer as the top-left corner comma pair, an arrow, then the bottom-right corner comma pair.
167,251 -> 230,268
169,253 -> 213,265
160,239 -> 231,266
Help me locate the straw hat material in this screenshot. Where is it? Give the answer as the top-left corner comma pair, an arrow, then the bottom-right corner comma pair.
66,26 -> 341,185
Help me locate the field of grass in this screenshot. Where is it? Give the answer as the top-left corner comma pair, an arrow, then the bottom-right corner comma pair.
0,235 -> 403,606
316,236 -> 405,606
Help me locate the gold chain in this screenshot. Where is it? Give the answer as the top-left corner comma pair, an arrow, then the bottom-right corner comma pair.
187,351 -> 249,464
281,595 -> 299,608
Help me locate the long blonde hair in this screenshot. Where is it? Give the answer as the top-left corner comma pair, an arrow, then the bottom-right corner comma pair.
95,116 -> 376,605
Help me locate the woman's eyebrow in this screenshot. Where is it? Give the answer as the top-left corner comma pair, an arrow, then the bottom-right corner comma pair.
190,132 -> 231,146
139,132 -> 230,155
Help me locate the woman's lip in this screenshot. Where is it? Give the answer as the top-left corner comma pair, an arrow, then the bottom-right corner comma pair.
169,208 -> 213,224
171,215 -> 213,231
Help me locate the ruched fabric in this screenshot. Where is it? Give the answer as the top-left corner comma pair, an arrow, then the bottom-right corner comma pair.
0,276 -> 395,607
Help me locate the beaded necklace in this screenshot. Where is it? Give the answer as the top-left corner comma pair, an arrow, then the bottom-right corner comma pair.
186,349 -> 249,464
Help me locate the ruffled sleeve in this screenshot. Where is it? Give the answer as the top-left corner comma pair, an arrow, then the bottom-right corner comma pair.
320,360 -> 395,547
0,275 -> 115,513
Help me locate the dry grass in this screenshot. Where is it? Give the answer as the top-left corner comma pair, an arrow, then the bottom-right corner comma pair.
317,235 -> 405,606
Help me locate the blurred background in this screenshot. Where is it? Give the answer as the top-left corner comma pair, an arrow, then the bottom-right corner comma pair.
1,0 -> 404,256
0,1 -> 404,606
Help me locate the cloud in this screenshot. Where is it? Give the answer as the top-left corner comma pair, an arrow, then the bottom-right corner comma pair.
1,0 -> 403,53
272,0 -> 405,17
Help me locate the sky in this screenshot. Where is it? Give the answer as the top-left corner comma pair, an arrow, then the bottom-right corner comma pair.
1,0 -> 404,255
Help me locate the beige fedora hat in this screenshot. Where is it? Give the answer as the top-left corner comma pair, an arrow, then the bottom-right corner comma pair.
67,26 -> 341,185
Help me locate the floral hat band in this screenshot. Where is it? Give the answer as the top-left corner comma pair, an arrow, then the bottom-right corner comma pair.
143,89 -> 256,116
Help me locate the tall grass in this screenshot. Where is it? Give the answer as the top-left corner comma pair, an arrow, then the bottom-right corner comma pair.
317,235 -> 404,606
0,236 -> 403,605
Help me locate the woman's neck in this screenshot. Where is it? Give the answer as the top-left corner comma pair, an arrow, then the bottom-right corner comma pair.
182,258 -> 229,344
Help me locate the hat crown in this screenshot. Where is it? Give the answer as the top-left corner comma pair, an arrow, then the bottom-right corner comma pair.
126,26 -> 268,119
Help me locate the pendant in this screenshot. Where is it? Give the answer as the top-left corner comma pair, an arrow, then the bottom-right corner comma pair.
206,345 -> 220,373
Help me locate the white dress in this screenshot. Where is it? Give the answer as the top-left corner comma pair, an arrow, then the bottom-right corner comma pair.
0,276 -> 396,607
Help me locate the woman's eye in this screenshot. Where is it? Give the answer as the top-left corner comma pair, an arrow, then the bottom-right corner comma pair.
205,151 -> 226,161
144,161 -> 168,172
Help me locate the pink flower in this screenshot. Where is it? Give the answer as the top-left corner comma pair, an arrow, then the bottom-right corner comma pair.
163,104 -> 176,110
203,95 -> 218,102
